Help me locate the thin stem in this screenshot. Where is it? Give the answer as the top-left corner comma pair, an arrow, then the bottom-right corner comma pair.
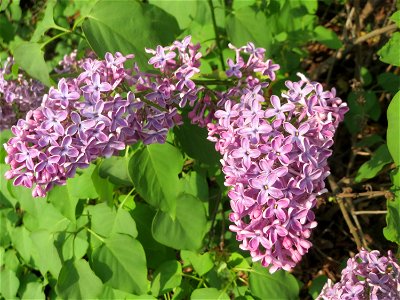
193,79 -> 234,85
208,0 -> 226,71
182,273 -> 202,281
353,210 -> 387,215
41,31 -> 71,49
85,227 -> 105,243
354,23 -> 398,44
119,187 -> 135,210
328,176 -> 363,250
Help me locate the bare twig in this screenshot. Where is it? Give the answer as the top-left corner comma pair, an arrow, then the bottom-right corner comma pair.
353,210 -> 388,215
328,176 -> 363,250
337,190 -> 391,199
354,23 -> 398,44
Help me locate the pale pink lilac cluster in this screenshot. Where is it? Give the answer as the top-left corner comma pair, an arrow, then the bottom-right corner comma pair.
318,249 -> 400,300
4,36 -> 203,197
0,57 -> 45,130
208,43 -> 348,272
189,42 -> 279,127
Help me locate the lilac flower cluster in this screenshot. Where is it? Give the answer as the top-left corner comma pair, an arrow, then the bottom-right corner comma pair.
4,37 -> 203,197
208,43 -> 348,272
318,249 -> 400,300
0,57 -> 45,130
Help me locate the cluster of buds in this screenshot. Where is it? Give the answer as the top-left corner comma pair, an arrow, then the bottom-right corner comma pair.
208,43 -> 348,272
0,57 -> 45,130
4,36 -> 203,197
318,249 -> 400,299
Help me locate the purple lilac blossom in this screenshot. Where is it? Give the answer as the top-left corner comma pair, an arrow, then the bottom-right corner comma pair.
317,249 -> 400,300
0,57 -> 45,130
4,36 -> 203,197
207,42 -> 349,272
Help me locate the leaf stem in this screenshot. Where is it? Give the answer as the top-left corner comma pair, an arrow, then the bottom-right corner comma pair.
85,227 -> 105,243
208,0 -> 226,71
118,187 -> 135,210
41,31 -> 71,49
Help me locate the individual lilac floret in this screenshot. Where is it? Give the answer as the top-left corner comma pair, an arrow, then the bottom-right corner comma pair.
318,249 -> 400,300
4,36 -> 204,197
208,51 -> 349,272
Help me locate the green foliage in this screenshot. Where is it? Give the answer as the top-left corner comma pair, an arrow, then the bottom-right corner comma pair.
82,0 -> 180,69
355,144 -> 393,182
378,32 -> 400,66
151,260 -> 182,296
129,143 -> 184,215
249,262 -> 300,300
152,193 -> 208,250
90,233 -> 148,294
191,288 -> 230,299
56,259 -> 104,299
13,42 -> 51,86
387,91 -> 400,166
384,168 -> 400,245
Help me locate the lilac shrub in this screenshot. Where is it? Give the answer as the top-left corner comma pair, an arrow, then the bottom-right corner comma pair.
4,37 -> 202,197
0,57 -> 45,130
318,249 -> 400,300
207,43 -> 348,272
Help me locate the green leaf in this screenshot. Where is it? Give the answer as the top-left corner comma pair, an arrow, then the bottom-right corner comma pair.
151,260 -> 182,296
384,168 -> 400,244
355,134 -> 384,148
100,286 -> 156,299
67,164 -> 99,199
131,204 -> 176,269
30,229 -> 62,277
377,73 -> 400,93
31,0 -> 67,42
20,197 -> 70,233
11,226 -> 33,265
387,91 -> 400,166
0,164 -> 17,209
129,143 -> 184,215
91,164 -> 114,203
82,0 -> 180,69
90,233 -> 148,295
226,6 -> 272,53
360,67 -> 372,86
99,156 -> 132,186
180,171 -> 209,202
13,42 -> 51,86
191,288 -> 230,300
56,259 -> 104,299
87,202 -> 138,239
3,250 -> 20,272
249,263 -> 299,300
314,26 -> 343,49
227,252 -> 250,270
390,11 -> 400,26
152,193 -> 207,250
355,144 -> 393,182
0,268 -> 19,299
174,118 -> 220,166
378,32 -> 400,66
20,281 -> 45,300
180,250 -> 213,276
59,232 -> 89,262
150,0 -> 198,30
309,275 -> 328,299
47,185 -> 79,221
0,130 -> 12,163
